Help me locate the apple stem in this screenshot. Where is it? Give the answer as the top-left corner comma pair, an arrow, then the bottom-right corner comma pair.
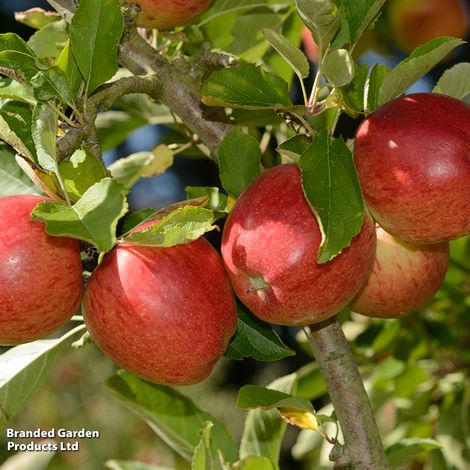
305,317 -> 391,470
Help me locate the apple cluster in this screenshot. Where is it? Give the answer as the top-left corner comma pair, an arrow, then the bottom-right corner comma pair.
0,92 -> 467,387
222,92 -> 469,325
0,195 -> 237,385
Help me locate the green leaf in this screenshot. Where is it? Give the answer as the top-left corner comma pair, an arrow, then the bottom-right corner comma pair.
0,325 -> 86,430
394,365 -> 429,398
336,63 -> 369,115
31,177 -> 128,253
366,63 -> 391,113
0,33 -> 39,83
238,385 -> 314,413
378,37 -> 464,107
201,64 -> 292,109
0,33 -> 36,56
370,319 -> 401,354
0,101 -> 36,159
0,143 -> 39,196
386,438 -> 442,468
106,370 -> 238,462
262,28 -> 309,79
225,304 -> 295,361
55,40 -> 83,101
186,186 -> 230,214
31,102 -> 57,172
14,9 -> 61,30
295,363 -> 328,400
295,0 -> 340,52
108,145 -> 174,190
218,128 -> 261,197
120,208 -> 157,235
70,0 -> 124,94
27,19 -> 67,60
372,357 -> 406,382
335,0 -> 385,47
106,461 -> 174,470
192,422 -> 220,470
322,48 -> 354,87
238,385 -> 318,431
15,154 -> 64,200
230,13 -> 282,62
240,373 -> 297,462
433,62 -> 470,99
264,10 -> 304,84
122,206 -> 216,247
104,460 -> 175,470
223,456 -> 279,470
58,148 -> 107,201
31,66 -> 75,106
303,106 -> 340,133
0,78 -> 36,105
277,135 -> 312,162
298,131 -> 364,263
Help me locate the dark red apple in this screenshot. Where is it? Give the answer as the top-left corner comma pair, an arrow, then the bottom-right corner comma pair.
221,164 -> 376,326
354,93 -> 470,245
126,0 -> 213,29
0,195 -> 83,345
82,234 -> 237,385
350,225 -> 449,318
388,0 -> 470,53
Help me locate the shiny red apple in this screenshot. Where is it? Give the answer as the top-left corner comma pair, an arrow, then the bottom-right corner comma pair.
0,195 -> 83,345
82,233 -> 237,385
221,164 -> 376,326
350,225 -> 449,318
126,0 -> 213,29
354,93 -> 470,245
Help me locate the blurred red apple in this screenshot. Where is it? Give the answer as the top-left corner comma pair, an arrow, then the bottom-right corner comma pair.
301,27 -> 320,63
354,93 -> 470,245
388,0 -> 469,53
82,233 -> 237,385
221,164 -> 376,326
126,0 -> 213,29
0,195 -> 83,345
350,225 -> 449,318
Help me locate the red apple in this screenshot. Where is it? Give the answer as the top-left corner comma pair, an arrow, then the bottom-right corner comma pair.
354,93 -> 470,245
126,0 -> 213,29
221,164 -> 376,326
350,225 -> 449,318
82,234 -> 237,385
0,195 -> 83,345
388,0 -> 470,53
301,27 -> 320,64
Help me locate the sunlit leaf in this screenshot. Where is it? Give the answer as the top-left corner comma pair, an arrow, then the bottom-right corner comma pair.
31,178 -> 128,253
